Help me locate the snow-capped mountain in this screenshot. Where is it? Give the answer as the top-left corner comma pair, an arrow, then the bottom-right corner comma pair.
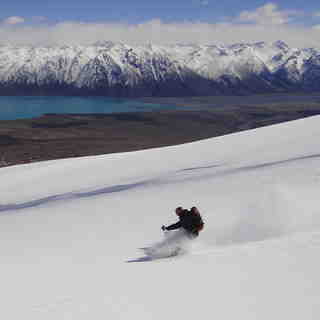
0,41 -> 319,96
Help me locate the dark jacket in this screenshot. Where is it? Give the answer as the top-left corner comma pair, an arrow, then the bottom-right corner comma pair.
166,209 -> 204,236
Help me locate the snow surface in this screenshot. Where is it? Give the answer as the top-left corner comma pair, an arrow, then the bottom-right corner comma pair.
1,116 -> 320,319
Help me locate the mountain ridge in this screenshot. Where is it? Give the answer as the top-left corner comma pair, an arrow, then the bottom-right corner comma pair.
0,41 -> 319,96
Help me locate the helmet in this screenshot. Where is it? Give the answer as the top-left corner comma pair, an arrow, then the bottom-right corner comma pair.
191,206 -> 200,215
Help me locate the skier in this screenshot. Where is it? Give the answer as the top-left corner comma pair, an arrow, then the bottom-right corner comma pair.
161,206 -> 204,238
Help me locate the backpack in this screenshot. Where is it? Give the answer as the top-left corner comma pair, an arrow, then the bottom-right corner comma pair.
190,207 -> 204,232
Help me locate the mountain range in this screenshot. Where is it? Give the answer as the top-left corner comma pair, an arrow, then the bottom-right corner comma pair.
0,40 -> 319,96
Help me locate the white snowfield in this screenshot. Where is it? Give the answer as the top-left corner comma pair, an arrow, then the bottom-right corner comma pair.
1,116 -> 320,319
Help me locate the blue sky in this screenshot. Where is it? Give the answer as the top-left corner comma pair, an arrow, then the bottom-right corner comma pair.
1,0 -> 319,24
0,1 -> 319,47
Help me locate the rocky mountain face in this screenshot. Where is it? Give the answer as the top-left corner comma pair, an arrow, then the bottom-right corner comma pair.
0,41 -> 319,96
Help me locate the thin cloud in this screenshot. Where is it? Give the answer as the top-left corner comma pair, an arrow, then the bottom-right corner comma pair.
2,16 -> 25,25
31,16 -> 47,23
192,0 -> 209,7
0,14 -> 319,48
200,0 -> 209,6
238,2 -> 302,25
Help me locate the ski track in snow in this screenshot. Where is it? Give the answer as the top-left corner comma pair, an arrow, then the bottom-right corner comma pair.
1,152 -> 319,214
0,181 -> 151,213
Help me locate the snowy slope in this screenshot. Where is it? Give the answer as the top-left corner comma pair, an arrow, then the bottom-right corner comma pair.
1,116 -> 320,319
0,41 -> 320,96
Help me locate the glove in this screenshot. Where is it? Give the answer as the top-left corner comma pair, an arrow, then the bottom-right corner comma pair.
161,225 -> 167,231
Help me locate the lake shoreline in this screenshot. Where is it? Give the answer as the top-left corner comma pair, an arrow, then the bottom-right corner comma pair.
2,96 -> 320,168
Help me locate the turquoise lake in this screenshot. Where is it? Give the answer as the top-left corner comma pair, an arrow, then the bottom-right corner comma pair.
0,96 -> 178,120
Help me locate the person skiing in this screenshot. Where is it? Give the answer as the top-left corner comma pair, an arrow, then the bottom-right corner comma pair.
161,206 -> 204,238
